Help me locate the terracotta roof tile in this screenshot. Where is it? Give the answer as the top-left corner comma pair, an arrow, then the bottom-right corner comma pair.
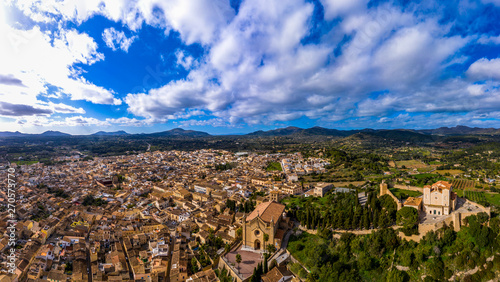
246,201 -> 285,223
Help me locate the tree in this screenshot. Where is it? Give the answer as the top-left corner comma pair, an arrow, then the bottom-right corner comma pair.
225,243 -> 231,254
396,207 -> 419,235
386,268 -> 409,282
236,254 -> 242,272
263,254 -> 268,273
236,228 -> 243,238
190,257 -> 199,274
263,233 -> 269,253
267,244 -> 277,254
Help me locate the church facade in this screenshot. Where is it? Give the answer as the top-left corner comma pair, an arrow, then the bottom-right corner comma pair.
242,201 -> 287,252
423,181 -> 457,216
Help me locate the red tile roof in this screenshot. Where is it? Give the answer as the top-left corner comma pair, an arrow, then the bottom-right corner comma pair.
246,201 -> 285,223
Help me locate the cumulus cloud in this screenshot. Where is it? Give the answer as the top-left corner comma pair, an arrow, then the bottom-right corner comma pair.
102,27 -> 137,52
319,0 -> 368,20
477,34 -> 500,45
7,0 -> 500,130
0,74 -> 25,86
122,1 -> 473,127
0,102 -> 52,116
0,20 -> 120,107
467,58 -> 500,80
175,50 -> 195,70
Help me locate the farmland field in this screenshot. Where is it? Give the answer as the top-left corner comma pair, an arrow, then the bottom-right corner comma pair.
464,190 -> 485,203
436,169 -> 463,175
396,160 -> 428,169
461,190 -> 500,207
451,179 -> 474,190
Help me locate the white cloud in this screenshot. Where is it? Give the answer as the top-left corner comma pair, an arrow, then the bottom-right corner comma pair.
0,18 -> 120,107
7,0 -> 500,130
319,0 -> 367,20
120,1 -> 474,127
175,50 -> 195,69
467,58 -> 500,80
11,0 -> 234,45
102,27 -> 137,52
46,102 -> 86,114
481,0 -> 500,6
478,34 -> 500,45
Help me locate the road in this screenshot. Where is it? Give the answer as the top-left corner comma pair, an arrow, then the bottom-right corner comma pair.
120,238 -> 134,280
86,232 -> 92,282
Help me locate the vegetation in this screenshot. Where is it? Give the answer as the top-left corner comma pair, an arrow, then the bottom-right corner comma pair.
215,162 -> 237,171
285,192 -> 396,230
389,188 -> 422,200
396,207 -> 419,236
82,195 -> 107,206
47,187 -> 70,199
288,212 -> 500,281
266,161 -> 282,171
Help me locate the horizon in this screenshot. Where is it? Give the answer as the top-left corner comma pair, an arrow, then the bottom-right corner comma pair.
1,124 -> 498,136
1,0 -> 500,134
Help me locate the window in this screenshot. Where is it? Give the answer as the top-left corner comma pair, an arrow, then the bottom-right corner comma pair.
438,211 -> 440,215
433,210 -> 436,215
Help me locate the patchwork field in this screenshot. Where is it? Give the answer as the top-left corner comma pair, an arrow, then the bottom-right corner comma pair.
396,160 -> 429,169
463,190 -> 500,207
331,181 -> 366,187
451,179 -> 475,190
436,169 -> 464,175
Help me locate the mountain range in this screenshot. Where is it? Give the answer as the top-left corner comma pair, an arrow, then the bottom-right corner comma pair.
0,125 -> 499,138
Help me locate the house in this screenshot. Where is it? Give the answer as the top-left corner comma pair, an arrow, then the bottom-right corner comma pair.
403,197 -> 423,210
314,182 -> 333,197
261,266 -> 294,282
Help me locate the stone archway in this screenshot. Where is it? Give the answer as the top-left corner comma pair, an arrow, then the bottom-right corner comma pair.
254,239 -> 261,250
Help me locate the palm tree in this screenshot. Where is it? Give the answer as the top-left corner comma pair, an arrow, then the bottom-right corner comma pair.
236,254 -> 242,272
266,244 -> 276,254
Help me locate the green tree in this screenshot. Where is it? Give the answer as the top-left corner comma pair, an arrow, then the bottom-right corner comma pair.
236,254 -> 242,272
396,207 -> 419,235
263,233 -> 269,253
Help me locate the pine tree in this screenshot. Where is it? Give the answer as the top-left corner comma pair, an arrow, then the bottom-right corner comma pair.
373,209 -> 379,228
263,254 -> 268,273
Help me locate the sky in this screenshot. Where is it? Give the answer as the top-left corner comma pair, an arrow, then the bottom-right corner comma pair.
0,0 -> 500,135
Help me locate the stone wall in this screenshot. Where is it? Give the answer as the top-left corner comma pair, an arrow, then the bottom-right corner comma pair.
393,184 -> 424,193
380,182 -> 402,210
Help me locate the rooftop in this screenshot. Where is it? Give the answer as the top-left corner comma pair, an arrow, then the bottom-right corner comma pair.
246,201 -> 285,223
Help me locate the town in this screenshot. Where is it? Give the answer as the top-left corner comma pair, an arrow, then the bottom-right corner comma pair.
1,142 -> 500,282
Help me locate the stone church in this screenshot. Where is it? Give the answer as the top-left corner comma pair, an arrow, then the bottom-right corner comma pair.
242,201 -> 288,252
423,181 -> 457,215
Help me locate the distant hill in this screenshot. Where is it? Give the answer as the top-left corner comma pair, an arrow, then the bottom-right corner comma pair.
246,126 -> 304,136
0,131 -> 27,137
295,126 -> 354,137
416,125 -> 500,136
92,130 -> 129,136
245,126 -> 435,144
0,130 -> 70,137
148,128 -> 211,137
371,129 -> 435,142
39,130 -> 71,137
341,130 -> 434,144
0,125 -> 499,139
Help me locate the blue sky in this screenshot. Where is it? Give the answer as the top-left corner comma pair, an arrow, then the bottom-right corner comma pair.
0,0 -> 500,134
